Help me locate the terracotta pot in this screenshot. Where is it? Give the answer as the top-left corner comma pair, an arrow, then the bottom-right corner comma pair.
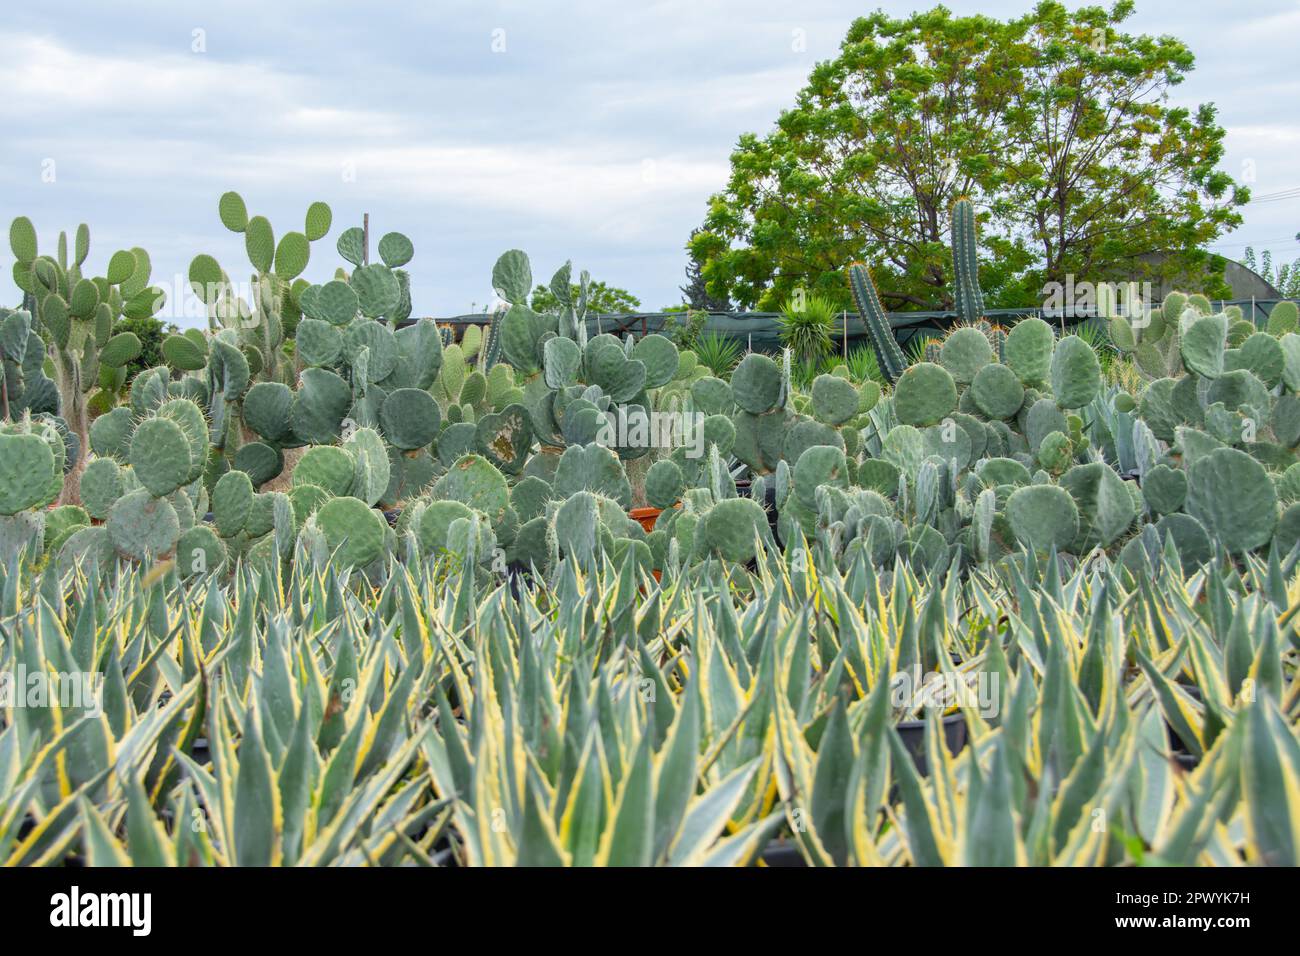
628,506 -> 663,532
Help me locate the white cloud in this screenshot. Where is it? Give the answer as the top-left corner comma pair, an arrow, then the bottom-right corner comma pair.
1,1 -> 1296,317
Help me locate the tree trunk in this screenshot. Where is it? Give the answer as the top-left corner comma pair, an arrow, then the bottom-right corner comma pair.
56,354 -> 88,507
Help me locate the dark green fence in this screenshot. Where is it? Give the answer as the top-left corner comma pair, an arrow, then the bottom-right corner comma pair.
425,298 -> 1299,354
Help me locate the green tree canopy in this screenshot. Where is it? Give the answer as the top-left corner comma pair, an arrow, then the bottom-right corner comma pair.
530,279 -> 641,314
112,314 -> 176,382
692,1 -> 1247,311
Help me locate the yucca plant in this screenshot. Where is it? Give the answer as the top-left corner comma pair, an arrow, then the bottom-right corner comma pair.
778,294 -> 837,368
693,331 -> 742,378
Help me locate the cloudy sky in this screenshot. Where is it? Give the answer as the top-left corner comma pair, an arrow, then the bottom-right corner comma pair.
2,1 -> 1297,327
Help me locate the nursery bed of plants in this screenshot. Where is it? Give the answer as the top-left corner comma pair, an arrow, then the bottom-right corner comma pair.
1,193 -> 1298,867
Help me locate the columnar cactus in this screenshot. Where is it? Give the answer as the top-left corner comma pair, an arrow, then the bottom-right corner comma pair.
848,263 -> 908,385
950,197 -> 984,325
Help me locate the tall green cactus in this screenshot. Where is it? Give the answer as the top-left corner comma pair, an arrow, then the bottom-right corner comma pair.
950,197 -> 984,325
848,263 -> 908,385
9,217 -> 162,504
188,192 -> 333,388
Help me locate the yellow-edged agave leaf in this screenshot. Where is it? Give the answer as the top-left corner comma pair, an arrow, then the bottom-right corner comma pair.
300,727 -> 429,865
125,774 -> 176,867
78,796 -> 130,867
924,709 -> 962,843
845,676 -> 892,866
596,730 -> 655,866
771,657 -> 834,866
4,771 -> 108,866
233,706 -> 282,866
668,758 -> 763,866
1048,721 -> 1111,855
278,699 -> 316,864
171,783 -> 218,867
809,698 -> 855,866
1246,622 -> 1284,703
559,730 -> 609,867
1053,723 -> 1138,866
1241,697 -> 1300,866
698,810 -> 785,867
1131,706 -> 1176,846
516,775 -> 567,866
961,738 -> 1024,866
652,668 -> 700,861
886,728 -> 948,866
1135,648 -> 1205,759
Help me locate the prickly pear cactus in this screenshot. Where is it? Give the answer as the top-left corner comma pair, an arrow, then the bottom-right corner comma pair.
10,217 -> 166,504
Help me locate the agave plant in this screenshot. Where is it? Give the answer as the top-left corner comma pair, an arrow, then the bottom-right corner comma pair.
2,510 -> 1297,867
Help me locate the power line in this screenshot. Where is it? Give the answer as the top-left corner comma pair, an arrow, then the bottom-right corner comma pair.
1246,186 -> 1300,204
1209,234 -> 1300,250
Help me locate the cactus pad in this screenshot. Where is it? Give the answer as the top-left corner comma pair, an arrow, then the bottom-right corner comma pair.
475,403 -> 533,474
731,354 -> 783,414
296,318 -> 344,368
970,362 -> 1025,420
291,368 -> 351,444
939,327 -> 993,384
378,232 -> 414,269
433,454 -> 511,527
632,334 -> 679,389
294,445 -> 355,497
81,457 -> 124,521
810,374 -> 859,426
1049,335 -> 1101,409
892,363 -> 957,427
1003,318 -> 1054,386
1141,464 -> 1187,515
645,459 -> 685,509
107,489 -> 180,560
1186,447 -> 1277,554
0,434 -> 55,515
1179,313 -> 1227,379
703,498 -> 767,563
316,496 -> 386,568
128,417 -> 192,497
1006,484 -> 1079,553
212,470 -> 254,538
379,388 -> 440,451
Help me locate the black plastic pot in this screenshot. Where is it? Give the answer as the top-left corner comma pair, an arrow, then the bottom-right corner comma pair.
896,710 -> 968,776
758,841 -> 806,867
756,711 -> 969,868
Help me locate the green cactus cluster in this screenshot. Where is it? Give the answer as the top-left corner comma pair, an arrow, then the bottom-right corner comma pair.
9,192 -> 1296,591
8,218 -> 166,504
